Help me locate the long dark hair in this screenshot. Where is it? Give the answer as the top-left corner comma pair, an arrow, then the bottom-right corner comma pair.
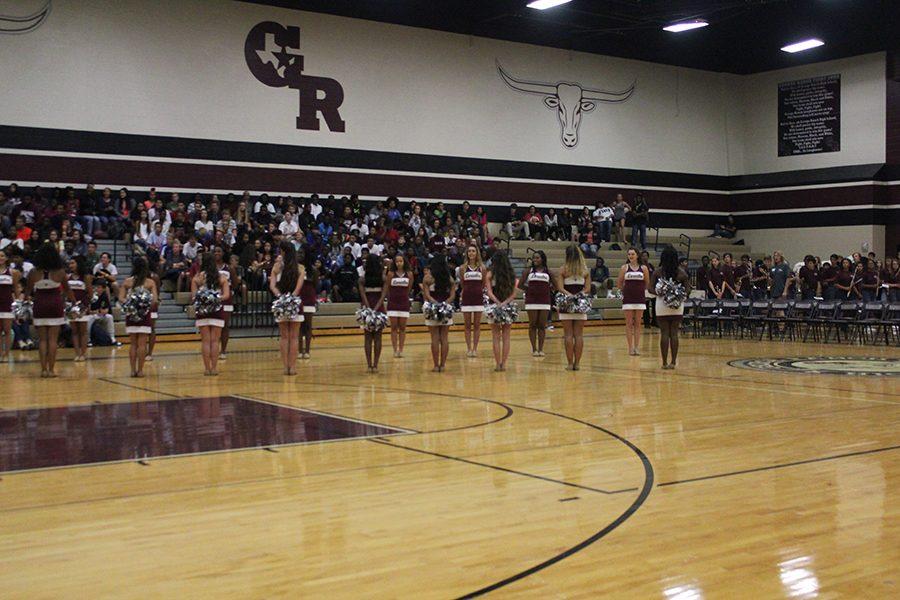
531,250 -> 547,272
659,247 -> 679,279
132,256 -> 149,288
33,241 -> 64,272
389,253 -> 407,275
277,241 -> 299,294
364,253 -> 383,288
429,254 -> 452,295
201,252 -> 219,289
491,251 -> 515,300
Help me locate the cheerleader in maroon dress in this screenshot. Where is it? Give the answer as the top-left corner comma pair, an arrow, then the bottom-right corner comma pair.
422,254 -> 457,372
191,252 -> 230,376
27,242 -> 75,377
522,250 -> 552,356
457,245 -> 486,358
357,254 -> 386,372
119,256 -> 159,378
66,257 -> 93,363
555,245 -> 591,370
270,241 -> 305,376
484,251 -> 518,371
298,258 -> 318,360
384,253 -> 413,358
616,248 -> 650,356
0,248 -> 22,361
214,247 -> 234,360
146,260 -> 162,362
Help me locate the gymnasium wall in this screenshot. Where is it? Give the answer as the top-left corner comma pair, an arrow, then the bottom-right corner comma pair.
0,0 -> 894,253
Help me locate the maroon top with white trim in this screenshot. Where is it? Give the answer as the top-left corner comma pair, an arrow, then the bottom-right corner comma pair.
524,268 -> 552,306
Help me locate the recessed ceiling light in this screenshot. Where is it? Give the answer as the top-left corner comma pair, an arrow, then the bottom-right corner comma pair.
527,0 -> 572,10
781,38 -> 825,53
663,19 -> 709,33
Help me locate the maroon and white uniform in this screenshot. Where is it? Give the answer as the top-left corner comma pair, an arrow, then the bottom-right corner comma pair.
219,268 -> 233,314
386,272 -> 411,318
622,265 -> 646,311
300,279 -> 317,314
125,285 -> 152,334
68,275 -> 90,323
273,271 -> 304,323
424,284 -> 453,327
364,287 -> 385,314
32,271 -> 65,326
458,265 -> 485,312
559,275 -> 588,321
195,286 -> 225,329
0,268 -> 14,320
524,268 -> 552,311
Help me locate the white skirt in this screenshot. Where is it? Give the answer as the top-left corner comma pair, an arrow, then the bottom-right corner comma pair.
70,316 -> 91,323
302,305 -> 317,314
126,325 -> 152,334
460,305 -> 484,313
196,318 -> 225,328
275,315 -> 304,323
34,317 -> 67,326
223,305 -> 234,313
558,312 -> 587,321
622,303 -> 646,311
525,304 -> 551,311
425,318 -> 453,327
387,310 -> 410,318
655,297 -> 685,317
0,312 -> 12,320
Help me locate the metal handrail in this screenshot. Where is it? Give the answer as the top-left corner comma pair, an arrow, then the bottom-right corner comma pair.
679,233 -> 692,260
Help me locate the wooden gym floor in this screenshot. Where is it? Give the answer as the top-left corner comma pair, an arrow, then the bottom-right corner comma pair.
0,327 -> 898,598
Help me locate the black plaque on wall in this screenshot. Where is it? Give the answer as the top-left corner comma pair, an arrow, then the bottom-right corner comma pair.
778,74 -> 841,156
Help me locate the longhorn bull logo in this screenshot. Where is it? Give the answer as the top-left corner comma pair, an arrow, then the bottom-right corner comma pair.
497,61 -> 634,148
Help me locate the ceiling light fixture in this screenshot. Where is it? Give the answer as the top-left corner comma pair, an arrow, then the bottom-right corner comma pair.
781,38 -> 825,53
662,19 -> 709,33
526,0 -> 573,10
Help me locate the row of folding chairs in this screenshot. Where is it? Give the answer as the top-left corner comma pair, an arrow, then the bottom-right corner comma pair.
680,298 -> 900,345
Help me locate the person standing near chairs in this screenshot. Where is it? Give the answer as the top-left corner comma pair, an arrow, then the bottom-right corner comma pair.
769,251 -> 792,299
652,247 -> 691,370
617,248 -> 650,356
555,245 -> 590,371
835,258 -> 861,299
882,258 -> 900,301
457,244 -> 485,358
708,256 -> 730,299
270,241 -> 305,376
798,256 -> 821,300
859,258 -> 880,302
612,193 -> 630,243
734,254 -> 752,299
27,241 -> 75,378
522,250 -> 552,357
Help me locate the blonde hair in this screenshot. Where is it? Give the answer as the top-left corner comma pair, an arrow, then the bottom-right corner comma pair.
465,245 -> 483,269
563,244 -> 588,278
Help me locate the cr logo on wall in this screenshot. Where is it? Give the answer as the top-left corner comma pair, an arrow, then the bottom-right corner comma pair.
497,61 -> 634,148
245,21 -> 345,133
0,0 -> 52,35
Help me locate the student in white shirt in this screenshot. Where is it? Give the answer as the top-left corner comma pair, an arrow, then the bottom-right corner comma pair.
194,209 -> 214,235
279,213 -> 299,236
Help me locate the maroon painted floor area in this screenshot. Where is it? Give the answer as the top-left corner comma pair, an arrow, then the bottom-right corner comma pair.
0,396 -> 405,473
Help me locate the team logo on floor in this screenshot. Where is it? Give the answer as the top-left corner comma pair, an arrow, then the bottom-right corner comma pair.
728,356 -> 900,377
244,21 -> 345,132
496,61 -> 635,148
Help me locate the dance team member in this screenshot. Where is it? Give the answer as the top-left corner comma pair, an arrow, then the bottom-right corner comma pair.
66,256 -> 93,362
146,256 -> 162,362
522,250 -> 551,357
458,245 -> 485,358
384,253 -> 412,358
191,252 -> 230,376
358,253 -> 386,373
617,247 -> 650,356
298,253 -> 318,359
651,247 -> 691,369
555,244 -> 590,371
27,241 -> 74,377
422,254 -> 457,372
119,256 -> 158,378
214,246 -> 236,360
270,241 -> 305,376
0,248 -> 21,361
485,251 -> 517,372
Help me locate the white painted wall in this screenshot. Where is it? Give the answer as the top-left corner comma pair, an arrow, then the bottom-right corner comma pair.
739,225 -> 886,262
734,53 -> 886,174
0,0 -> 738,174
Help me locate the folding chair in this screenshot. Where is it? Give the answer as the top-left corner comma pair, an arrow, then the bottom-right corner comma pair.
718,300 -> 742,338
785,300 -> 815,342
763,300 -> 790,340
806,301 -> 836,343
741,301 -> 770,340
680,298 -> 697,335
828,301 -> 862,343
694,300 -> 721,338
856,302 -> 887,345
879,303 -> 900,346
